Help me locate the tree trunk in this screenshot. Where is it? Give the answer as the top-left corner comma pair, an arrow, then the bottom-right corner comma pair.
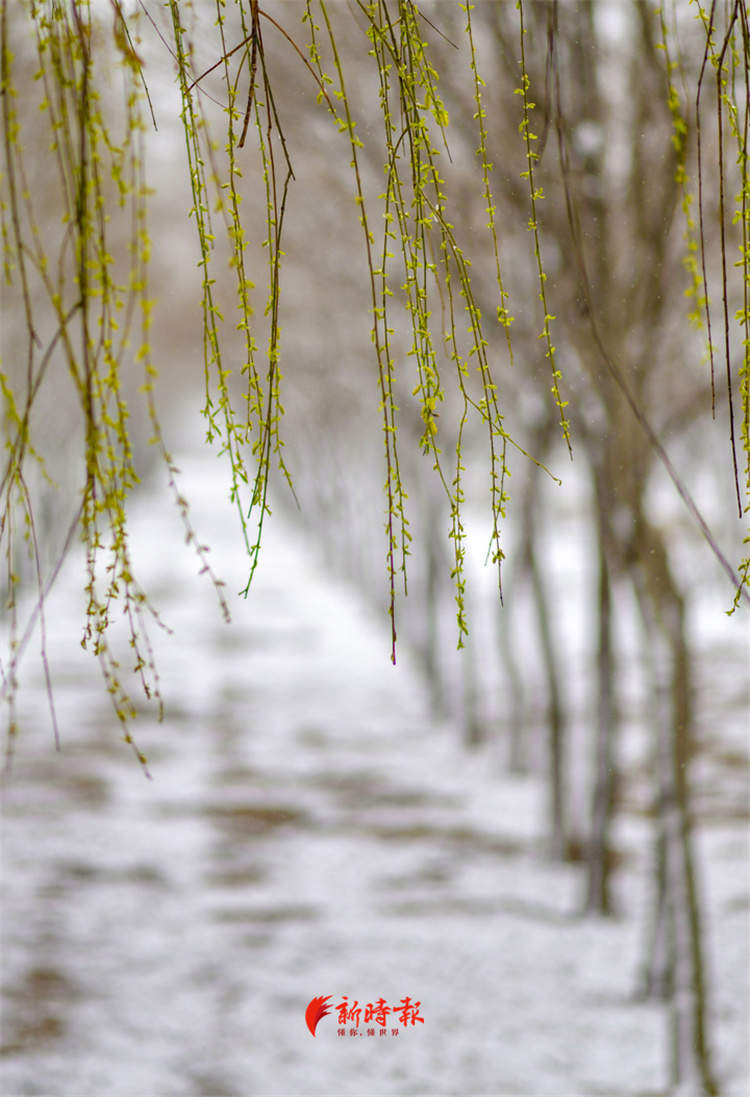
633,524 -> 717,1096
584,493 -> 618,913
515,428 -> 571,860
639,825 -> 674,1002
496,592 -> 529,773
528,538 -> 568,860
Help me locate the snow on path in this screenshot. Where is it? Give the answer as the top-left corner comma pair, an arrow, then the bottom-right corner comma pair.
1,449 -> 748,1097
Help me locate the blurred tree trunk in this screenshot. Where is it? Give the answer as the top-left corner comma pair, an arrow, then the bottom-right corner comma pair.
584,474 -> 618,913
632,521 -> 717,1096
640,826 -> 673,1002
496,588 -> 530,774
517,422 -> 571,859
527,535 -> 568,859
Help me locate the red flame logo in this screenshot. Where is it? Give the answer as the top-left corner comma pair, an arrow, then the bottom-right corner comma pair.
305,995 -> 333,1037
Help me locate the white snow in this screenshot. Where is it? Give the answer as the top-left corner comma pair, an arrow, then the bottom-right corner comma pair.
1,439 -> 748,1097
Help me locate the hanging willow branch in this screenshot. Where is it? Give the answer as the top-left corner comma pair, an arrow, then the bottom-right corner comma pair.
1,0 -> 748,763
688,0 -> 750,607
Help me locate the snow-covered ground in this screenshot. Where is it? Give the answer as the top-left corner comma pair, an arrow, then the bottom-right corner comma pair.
1,442 -> 748,1097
